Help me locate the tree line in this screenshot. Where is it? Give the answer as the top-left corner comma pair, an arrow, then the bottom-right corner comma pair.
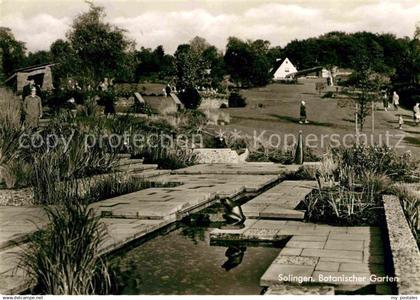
1,3 -> 419,90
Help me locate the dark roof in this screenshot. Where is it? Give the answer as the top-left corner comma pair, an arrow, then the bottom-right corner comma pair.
5,63 -> 58,84
13,63 -> 57,73
292,66 -> 323,77
270,58 -> 286,75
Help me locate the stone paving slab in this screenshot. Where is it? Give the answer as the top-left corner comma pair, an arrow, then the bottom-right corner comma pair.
152,174 -> 279,194
264,284 -> 335,295
244,180 -> 317,210
211,219 -> 386,291
117,163 -> 158,172
0,207 -> 47,250
100,218 -> 171,254
130,169 -> 171,179
260,264 -> 315,286
172,163 -> 293,175
241,180 -> 316,220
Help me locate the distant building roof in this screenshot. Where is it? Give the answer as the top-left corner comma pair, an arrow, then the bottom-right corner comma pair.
5,63 -> 58,84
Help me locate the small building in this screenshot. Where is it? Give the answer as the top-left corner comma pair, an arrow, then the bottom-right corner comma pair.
272,58 -> 298,80
5,63 -> 56,94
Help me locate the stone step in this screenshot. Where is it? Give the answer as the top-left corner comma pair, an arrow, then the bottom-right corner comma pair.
130,169 -> 171,179
264,284 -> 335,295
249,206 -> 305,220
118,158 -> 144,167
116,163 -> 158,173
249,180 -> 317,209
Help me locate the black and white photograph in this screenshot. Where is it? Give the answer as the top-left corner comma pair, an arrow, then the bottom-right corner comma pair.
0,0 -> 419,297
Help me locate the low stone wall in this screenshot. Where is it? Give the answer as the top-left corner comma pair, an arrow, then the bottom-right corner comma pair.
383,195 -> 420,294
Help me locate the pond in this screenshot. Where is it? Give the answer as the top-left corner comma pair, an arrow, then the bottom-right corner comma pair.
111,217 -> 281,295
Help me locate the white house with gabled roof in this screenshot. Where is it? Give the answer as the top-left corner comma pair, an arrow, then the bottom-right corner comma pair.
272,57 -> 298,80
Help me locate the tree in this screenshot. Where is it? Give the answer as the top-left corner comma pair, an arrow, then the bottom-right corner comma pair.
134,45 -> 175,81
343,62 -> 385,132
174,44 -> 201,89
202,46 -> 225,87
50,39 -> 79,87
0,27 -> 26,83
65,2 -> 136,85
224,37 -> 272,87
174,44 -> 203,109
25,51 -> 52,66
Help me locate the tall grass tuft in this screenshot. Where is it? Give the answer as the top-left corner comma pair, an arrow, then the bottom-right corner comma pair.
0,88 -> 26,188
0,87 -> 21,129
18,200 -> 111,295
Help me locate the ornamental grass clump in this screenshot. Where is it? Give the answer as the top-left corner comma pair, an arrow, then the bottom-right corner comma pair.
18,200 -> 111,294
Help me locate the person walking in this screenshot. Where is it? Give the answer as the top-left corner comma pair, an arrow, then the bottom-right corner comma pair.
299,100 -> 308,124
392,91 -> 400,110
398,115 -> 404,130
414,103 -> 420,126
23,86 -> 43,128
382,91 -> 389,111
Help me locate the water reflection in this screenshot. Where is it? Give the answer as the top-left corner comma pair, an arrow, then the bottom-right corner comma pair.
222,246 -> 247,271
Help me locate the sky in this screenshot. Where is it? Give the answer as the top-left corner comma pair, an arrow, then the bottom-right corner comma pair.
1,0 -> 419,54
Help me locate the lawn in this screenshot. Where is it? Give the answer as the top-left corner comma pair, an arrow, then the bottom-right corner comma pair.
224,78 -> 420,156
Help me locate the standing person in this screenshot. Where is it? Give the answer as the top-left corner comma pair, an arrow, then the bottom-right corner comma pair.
398,115 -> 404,130
414,103 -> 420,126
23,87 -> 43,128
165,84 -> 171,97
392,91 -> 400,110
299,100 -> 308,124
382,91 -> 389,111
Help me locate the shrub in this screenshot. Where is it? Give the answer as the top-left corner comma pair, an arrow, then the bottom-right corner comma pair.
302,186 -> 385,226
178,86 -> 202,109
18,201 -> 111,294
331,145 -> 417,181
228,92 -> 247,107
247,146 -> 319,164
132,136 -> 197,170
322,91 -> 335,98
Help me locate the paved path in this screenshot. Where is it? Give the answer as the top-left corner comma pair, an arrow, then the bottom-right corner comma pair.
0,207 -> 47,250
241,180 -> 317,220
0,163 -> 296,294
210,219 -> 388,293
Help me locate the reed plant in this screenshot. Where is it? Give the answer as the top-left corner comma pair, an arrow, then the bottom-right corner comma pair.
18,200 -> 111,294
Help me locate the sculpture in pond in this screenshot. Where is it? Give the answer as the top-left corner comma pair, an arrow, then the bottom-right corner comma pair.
221,198 -> 246,228
221,246 -> 246,271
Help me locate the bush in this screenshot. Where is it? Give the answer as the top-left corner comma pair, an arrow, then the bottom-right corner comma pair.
228,92 -> 247,107
178,86 -> 202,109
140,146 -> 197,170
331,145 -> 417,181
322,91 -> 335,98
302,186 -> 385,226
247,146 -> 319,164
396,84 -> 420,109
18,201 -> 111,294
